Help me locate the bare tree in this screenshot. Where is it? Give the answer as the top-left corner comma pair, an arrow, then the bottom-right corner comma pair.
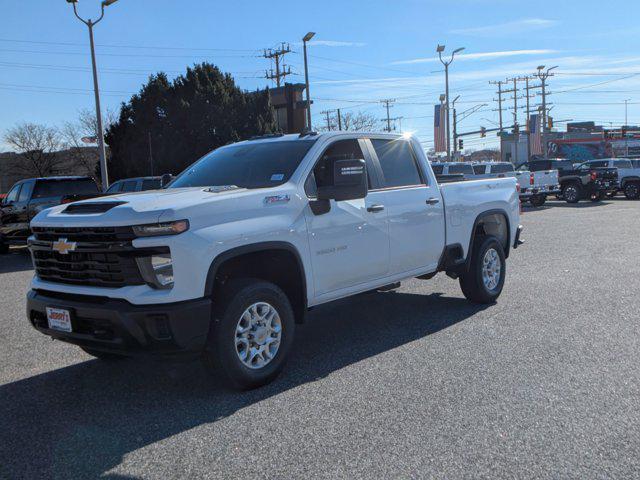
3,123 -> 64,177
59,108 -> 117,180
318,110 -> 380,132
341,111 -> 379,132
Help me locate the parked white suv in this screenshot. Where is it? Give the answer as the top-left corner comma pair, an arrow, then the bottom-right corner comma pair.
26,132 -> 522,389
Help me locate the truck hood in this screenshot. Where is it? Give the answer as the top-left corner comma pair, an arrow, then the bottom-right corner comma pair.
31,186 -> 256,227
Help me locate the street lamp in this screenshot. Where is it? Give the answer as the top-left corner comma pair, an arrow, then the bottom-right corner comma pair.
535,65 -> 557,159
302,32 -> 315,131
67,0 -> 119,191
437,44 -> 465,161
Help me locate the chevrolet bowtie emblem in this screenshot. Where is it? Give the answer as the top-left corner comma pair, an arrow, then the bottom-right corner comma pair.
51,238 -> 77,255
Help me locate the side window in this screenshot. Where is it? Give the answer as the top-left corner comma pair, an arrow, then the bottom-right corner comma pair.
120,180 -> 138,192
493,164 -> 514,173
588,161 -> 607,168
5,184 -> 21,203
306,139 -> 369,197
18,181 -> 34,202
141,179 -> 161,190
473,165 -> 487,174
106,182 -> 122,193
371,139 -> 423,188
615,160 -> 632,169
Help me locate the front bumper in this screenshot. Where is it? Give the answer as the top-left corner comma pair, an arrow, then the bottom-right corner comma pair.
26,289 -> 212,359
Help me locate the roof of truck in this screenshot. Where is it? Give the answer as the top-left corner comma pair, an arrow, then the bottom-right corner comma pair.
238,131 -> 405,144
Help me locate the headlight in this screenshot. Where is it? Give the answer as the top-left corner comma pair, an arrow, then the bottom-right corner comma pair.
132,220 -> 189,237
136,253 -> 174,289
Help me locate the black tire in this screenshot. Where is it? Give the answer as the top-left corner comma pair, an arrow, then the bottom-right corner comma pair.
0,242 -> 8,254
563,183 -> 581,203
80,346 -> 128,361
202,279 -> 295,390
590,191 -> 603,202
624,182 -> 640,200
459,235 -> 506,304
529,195 -> 546,207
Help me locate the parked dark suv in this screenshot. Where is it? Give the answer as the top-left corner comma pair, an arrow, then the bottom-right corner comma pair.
0,176 -> 100,253
525,159 -> 618,203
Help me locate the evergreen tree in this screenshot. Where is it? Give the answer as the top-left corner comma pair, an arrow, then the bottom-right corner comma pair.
105,64 -> 277,181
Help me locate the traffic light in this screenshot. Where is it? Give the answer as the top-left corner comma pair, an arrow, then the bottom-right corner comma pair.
480,126 -> 486,138
548,116 -> 553,129
458,139 -> 464,150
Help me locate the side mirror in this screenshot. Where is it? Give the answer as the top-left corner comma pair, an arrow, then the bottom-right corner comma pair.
160,173 -> 173,188
317,158 -> 368,201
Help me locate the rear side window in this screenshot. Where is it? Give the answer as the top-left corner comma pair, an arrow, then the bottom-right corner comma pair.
492,164 -> 514,173
448,164 -> 474,175
141,179 -> 162,190
431,165 -> 444,175
552,161 -> 573,172
18,181 -> 34,202
633,160 -> 640,168
371,139 -> 423,188
120,180 -> 138,192
614,160 -> 632,169
588,160 -> 608,168
473,165 -> 487,174
33,179 -> 99,198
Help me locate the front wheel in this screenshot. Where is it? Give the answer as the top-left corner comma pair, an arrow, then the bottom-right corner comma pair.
202,279 -> 295,390
529,195 -> 546,207
624,182 -> 640,200
459,235 -> 506,304
563,184 -> 581,203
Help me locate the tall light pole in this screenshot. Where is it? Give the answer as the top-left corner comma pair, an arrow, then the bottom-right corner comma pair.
67,0 -> 118,191
437,44 -> 465,162
302,32 -> 315,131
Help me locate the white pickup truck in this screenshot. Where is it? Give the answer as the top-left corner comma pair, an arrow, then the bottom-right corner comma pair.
26,132 -> 522,389
514,164 -> 561,207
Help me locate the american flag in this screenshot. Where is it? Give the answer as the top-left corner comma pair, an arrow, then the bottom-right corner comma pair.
434,104 -> 446,152
529,114 -> 543,155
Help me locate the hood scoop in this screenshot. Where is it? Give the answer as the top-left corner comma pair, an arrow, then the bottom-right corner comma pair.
63,201 -> 127,214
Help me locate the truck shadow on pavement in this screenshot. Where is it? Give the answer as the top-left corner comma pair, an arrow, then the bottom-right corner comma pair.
0,247 -> 33,274
0,290 -> 488,479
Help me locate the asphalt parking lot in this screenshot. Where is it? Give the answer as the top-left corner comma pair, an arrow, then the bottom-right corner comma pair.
1,199 -> 639,479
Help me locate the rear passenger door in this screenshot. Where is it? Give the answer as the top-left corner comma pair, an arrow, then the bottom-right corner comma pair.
367,137 -> 445,275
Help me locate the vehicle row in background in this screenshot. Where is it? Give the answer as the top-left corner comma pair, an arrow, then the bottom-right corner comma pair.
0,174 -> 173,253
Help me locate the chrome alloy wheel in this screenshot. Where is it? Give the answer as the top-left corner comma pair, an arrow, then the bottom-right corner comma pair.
481,248 -> 502,291
235,302 -> 282,369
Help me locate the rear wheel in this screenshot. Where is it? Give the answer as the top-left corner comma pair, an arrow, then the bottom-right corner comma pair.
563,184 -> 581,203
624,182 -> 640,200
0,242 -> 8,254
459,235 -> 506,304
202,279 -> 295,390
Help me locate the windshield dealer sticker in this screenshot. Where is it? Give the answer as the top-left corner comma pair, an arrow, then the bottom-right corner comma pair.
264,194 -> 290,205
270,173 -> 285,181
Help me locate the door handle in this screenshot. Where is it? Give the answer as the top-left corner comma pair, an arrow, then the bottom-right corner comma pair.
425,197 -> 440,205
367,204 -> 385,213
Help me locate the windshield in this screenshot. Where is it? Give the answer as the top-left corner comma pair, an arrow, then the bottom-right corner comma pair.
170,140 -> 316,189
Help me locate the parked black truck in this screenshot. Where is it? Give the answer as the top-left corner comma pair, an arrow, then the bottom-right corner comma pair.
524,159 -> 618,203
0,176 -> 100,253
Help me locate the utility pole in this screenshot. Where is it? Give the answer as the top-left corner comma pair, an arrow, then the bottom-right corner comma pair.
511,77 -> 519,166
624,99 -> 631,156
381,99 -> 395,132
452,95 -> 460,155
535,65 -> 557,159
321,110 -> 332,131
437,44 -> 465,162
337,108 -> 342,131
490,80 -> 505,132
525,76 -> 532,162
68,0 -> 119,191
263,43 -> 292,87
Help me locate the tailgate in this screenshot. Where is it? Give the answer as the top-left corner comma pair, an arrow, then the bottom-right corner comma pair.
533,170 -> 558,187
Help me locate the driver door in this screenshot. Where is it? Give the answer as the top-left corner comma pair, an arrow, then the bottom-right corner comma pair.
304,138 -> 390,300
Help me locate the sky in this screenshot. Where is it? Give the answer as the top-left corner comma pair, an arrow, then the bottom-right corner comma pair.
1,0 -> 640,153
